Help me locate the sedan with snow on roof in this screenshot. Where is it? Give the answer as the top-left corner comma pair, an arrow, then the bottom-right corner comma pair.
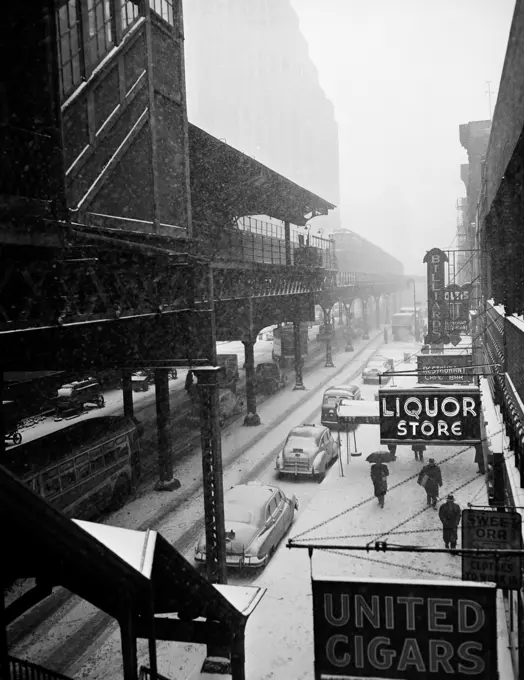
194,482 -> 298,569
362,358 -> 390,384
275,424 -> 339,483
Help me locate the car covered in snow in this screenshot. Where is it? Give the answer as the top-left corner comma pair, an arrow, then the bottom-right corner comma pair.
321,385 -> 362,428
275,424 -> 339,482
362,357 -> 390,384
194,482 -> 298,569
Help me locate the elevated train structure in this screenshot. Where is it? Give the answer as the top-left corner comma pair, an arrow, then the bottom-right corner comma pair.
0,2 -> 408,677
334,228 -> 404,280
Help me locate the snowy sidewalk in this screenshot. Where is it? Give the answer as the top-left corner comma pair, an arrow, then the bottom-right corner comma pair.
242,350 -> 516,680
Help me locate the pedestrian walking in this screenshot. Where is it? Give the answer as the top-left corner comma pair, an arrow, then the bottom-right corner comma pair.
370,461 -> 389,508
412,444 -> 426,462
184,370 -> 194,392
474,445 -> 485,474
417,458 -> 442,507
439,494 -> 461,551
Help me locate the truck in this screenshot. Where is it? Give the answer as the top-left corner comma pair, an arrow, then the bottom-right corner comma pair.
272,323 -> 308,366
217,354 -> 240,393
391,312 -> 415,341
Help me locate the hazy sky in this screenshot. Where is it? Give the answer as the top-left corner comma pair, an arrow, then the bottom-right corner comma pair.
290,0 -> 515,274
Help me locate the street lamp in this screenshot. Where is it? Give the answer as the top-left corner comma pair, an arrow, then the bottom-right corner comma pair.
408,279 -> 420,342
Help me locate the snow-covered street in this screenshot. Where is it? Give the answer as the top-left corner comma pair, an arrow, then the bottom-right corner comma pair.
7,327 -> 381,675
9,336 -> 515,680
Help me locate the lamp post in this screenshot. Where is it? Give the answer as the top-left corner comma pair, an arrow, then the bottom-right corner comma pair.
408,279 -> 419,342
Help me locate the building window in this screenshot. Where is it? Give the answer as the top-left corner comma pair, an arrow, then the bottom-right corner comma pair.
149,0 -> 175,26
121,0 -> 140,32
87,0 -> 114,68
57,0 -> 84,98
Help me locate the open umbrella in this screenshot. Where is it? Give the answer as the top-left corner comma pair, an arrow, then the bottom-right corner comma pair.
366,451 -> 397,464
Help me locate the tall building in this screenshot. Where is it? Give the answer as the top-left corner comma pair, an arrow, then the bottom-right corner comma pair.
183,0 -> 340,231
457,120 -> 491,288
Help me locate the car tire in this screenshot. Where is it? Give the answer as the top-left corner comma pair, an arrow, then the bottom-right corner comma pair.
12,432 -> 22,445
316,471 -> 325,484
96,395 -> 105,408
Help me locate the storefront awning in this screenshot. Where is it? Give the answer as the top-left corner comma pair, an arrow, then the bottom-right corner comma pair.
189,124 -> 336,227
336,398 -> 380,425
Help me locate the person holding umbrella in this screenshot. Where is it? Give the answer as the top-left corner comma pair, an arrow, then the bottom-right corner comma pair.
417,457 -> 442,508
370,460 -> 389,508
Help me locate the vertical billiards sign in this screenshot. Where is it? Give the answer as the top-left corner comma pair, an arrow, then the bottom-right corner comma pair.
423,247 -> 448,345
312,577 -> 497,679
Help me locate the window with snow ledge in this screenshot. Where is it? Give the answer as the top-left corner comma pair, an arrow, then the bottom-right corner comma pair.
57,0 -> 85,98
149,0 -> 175,26
121,0 -> 141,33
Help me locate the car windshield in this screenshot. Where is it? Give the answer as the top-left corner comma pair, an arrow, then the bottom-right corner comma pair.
225,504 -> 253,524
323,395 -> 343,405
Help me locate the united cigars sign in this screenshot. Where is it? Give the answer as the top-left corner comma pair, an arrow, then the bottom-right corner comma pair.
379,386 -> 481,445
417,353 -> 473,384
312,577 -> 497,679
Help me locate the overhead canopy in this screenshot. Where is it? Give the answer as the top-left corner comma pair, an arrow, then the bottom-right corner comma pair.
336,398 -> 380,425
1,465 -> 265,631
189,123 -> 336,227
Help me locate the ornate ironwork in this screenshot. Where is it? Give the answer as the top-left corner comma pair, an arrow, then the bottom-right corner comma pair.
195,369 -> 227,585
0,247 -> 196,331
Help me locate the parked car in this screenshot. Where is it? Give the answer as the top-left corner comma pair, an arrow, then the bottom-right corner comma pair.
254,363 -> 288,394
56,378 -> 104,416
194,482 -> 298,569
362,358 -> 390,384
131,371 -> 150,392
321,385 -> 362,428
276,424 -> 339,482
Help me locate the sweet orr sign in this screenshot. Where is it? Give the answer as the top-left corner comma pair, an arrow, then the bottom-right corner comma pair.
312,578 -> 497,680
379,386 -> 481,445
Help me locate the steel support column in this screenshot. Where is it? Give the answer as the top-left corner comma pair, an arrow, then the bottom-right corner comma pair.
231,625 -> 247,680
195,368 -> 228,584
284,221 -> 292,266
323,308 -> 335,368
122,371 -> 134,418
154,368 -> 180,491
344,302 -> 354,352
243,339 -> 260,426
362,299 -> 370,339
0,373 -> 7,680
385,295 -> 391,324
374,296 -> 381,329
292,319 -> 305,390
120,604 -> 139,680
338,302 -> 344,326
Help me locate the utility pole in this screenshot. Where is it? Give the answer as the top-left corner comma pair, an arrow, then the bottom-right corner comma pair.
486,80 -> 494,119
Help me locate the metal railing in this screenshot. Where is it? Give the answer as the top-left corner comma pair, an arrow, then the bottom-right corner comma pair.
196,223 -> 336,270
237,216 -> 333,251
8,656 -> 73,680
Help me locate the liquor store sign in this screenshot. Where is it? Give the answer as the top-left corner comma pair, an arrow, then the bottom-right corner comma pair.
379,386 -> 481,445
417,354 -> 473,384
312,577 -> 497,679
